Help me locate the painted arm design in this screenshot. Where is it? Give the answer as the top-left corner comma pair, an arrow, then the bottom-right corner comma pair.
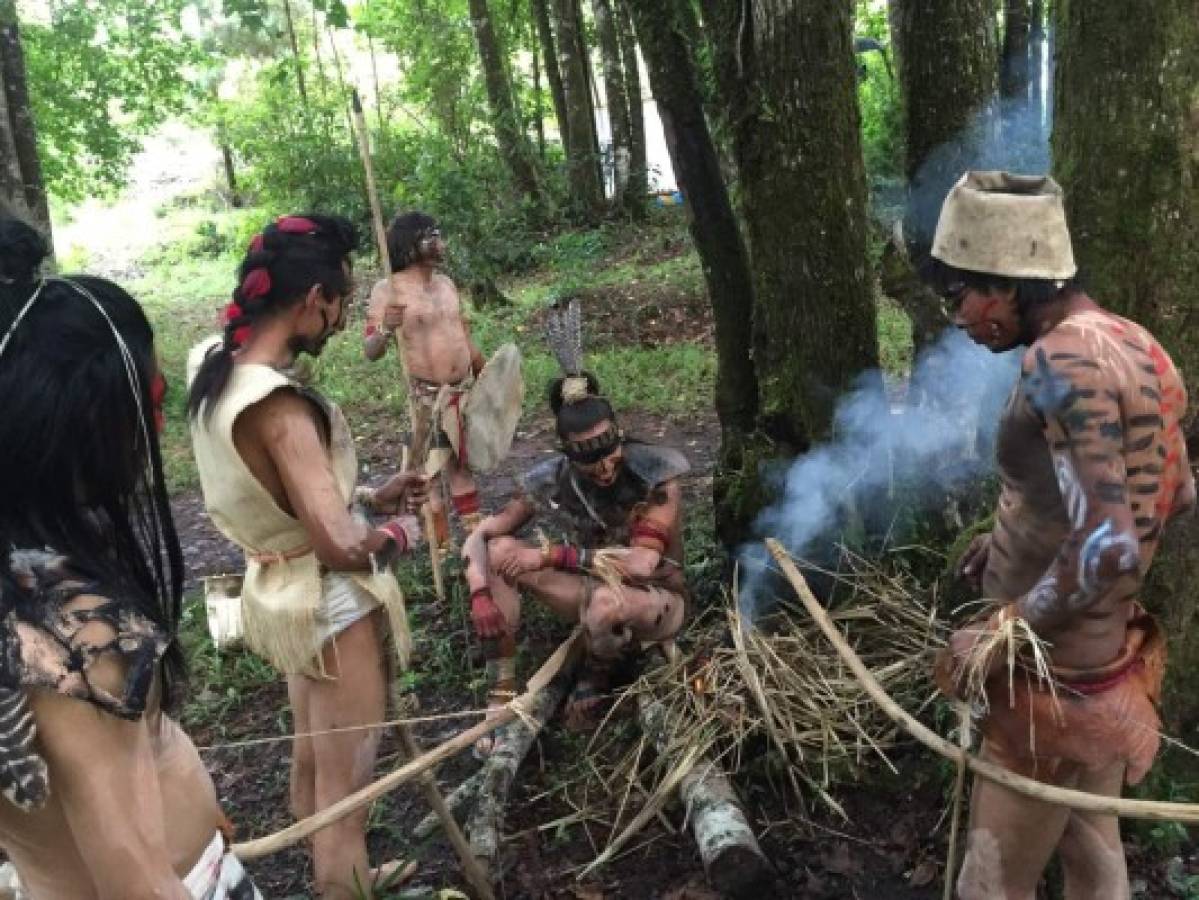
1016,338 -> 1141,630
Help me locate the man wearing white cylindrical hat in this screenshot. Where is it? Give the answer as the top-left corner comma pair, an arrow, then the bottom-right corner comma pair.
931,172 -> 1195,898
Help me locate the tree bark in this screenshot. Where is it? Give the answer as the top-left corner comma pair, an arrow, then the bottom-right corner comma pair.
626,0 -> 759,541
1052,0 -> 1199,735
1000,0 -> 1030,99
0,0 -> 51,246
712,0 -> 880,537
551,0 -> 604,219
574,0 -> 604,193
220,141 -> 242,208
467,0 -> 544,212
530,12 -> 547,160
614,0 -> 646,215
893,0 -> 997,257
532,0 -> 571,158
593,0 -> 632,205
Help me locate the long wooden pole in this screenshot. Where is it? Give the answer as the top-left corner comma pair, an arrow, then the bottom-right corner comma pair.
232,629 -> 583,860
349,89 -> 446,605
764,538 -> 1199,824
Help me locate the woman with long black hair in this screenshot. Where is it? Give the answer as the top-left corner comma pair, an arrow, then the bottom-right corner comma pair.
0,214 -> 260,898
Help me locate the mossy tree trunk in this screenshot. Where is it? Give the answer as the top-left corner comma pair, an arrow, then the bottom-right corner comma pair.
467,0 -> 545,216
551,0 -> 604,221
1000,0 -> 1031,99
707,0 -> 880,540
1053,0 -> 1199,735
0,0 -> 51,247
893,0 -> 997,257
627,0 -> 758,544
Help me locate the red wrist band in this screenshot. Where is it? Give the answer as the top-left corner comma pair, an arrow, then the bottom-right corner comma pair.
377,520 -> 408,554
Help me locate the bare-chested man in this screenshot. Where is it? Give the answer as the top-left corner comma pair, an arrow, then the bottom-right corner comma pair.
364,211 -> 487,540
0,214 -> 261,898
189,214 -> 425,898
931,173 -> 1195,899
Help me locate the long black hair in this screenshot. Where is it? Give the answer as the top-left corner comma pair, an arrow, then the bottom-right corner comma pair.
922,256 -> 1083,315
0,215 -> 186,704
385,211 -> 437,272
187,213 -> 357,420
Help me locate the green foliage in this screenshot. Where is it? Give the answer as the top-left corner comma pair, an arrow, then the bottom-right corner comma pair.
854,0 -> 904,182
21,0 -> 202,200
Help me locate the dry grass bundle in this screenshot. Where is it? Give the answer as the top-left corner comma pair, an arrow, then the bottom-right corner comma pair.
956,609 -> 1058,717
611,547 -> 948,806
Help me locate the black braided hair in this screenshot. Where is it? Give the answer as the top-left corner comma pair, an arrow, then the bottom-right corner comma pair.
187,213 -> 357,420
547,371 -> 615,439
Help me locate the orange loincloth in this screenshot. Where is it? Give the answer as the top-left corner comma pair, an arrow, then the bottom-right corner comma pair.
936,603 -> 1166,785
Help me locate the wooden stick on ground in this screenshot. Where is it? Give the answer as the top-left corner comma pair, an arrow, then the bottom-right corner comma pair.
232,629 -> 583,860
396,722 -> 495,900
943,702 -> 971,900
349,88 -> 446,604
630,688 -> 774,896
467,658 -> 578,870
413,771 -> 484,839
764,538 -> 1199,824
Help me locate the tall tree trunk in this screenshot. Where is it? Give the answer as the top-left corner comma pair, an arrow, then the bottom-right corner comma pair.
893,0 -> 997,258
615,0 -> 646,216
532,0 -> 571,157
627,0 -> 758,541
593,0 -> 632,205
467,0 -> 544,212
551,0 -> 603,219
530,18 -> 546,160
1000,0 -> 1030,99
574,0 -> 604,193
714,0 -> 880,538
281,0 -> 310,109
367,31 -> 386,138
1053,0 -> 1199,734
0,0 -> 51,247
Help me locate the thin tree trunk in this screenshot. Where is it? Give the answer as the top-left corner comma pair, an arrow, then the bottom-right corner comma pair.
0,0 -> 51,246
615,0 -> 646,215
1000,0 -> 1030,98
551,0 -> 604,220
367,31 -> 386,138
628,0 -> 759,543
281,0 -> 310,109
712,0 -> 880,538
893,0 -> 997,258
467,0 -> 544,211
220,141 -> 241,207
311,2 -> 328,98
1053,0 -> 1199,734
530,11 -> 546,160
593,0 -> 631,205
532,0 -> 571,157
573,0 -> 604,193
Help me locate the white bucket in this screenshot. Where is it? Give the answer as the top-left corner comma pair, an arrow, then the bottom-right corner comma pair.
202,573 -> 244,649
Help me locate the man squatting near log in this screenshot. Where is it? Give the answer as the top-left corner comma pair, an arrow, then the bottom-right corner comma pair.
188,215 -> 427,899
462,301 -> 689,754
932,173 -> 1196,899
0,214 -> 262,898
363,211 -> 488,542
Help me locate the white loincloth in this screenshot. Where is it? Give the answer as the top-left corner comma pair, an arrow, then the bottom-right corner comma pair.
182,830 -> 263,900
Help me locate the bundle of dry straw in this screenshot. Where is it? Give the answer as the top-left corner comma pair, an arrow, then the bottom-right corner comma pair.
613,548 -> 948,802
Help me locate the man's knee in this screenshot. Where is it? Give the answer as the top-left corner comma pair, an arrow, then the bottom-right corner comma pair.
585,586 -> 632,660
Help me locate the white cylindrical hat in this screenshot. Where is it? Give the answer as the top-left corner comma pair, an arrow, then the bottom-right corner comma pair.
931,171 -> 1077,279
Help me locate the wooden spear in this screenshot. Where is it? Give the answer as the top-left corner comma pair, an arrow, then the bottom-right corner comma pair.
348,88 -> 446,605
232,628 -> 583,860
764,538 -> 1199,824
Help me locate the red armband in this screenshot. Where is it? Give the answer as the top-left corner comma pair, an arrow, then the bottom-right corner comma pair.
547,543 -> 581,571
376,519 -> 409,554
364,323 -> 379,338
630,519 -> 670,552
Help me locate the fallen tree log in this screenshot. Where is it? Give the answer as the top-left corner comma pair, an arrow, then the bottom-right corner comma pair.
413,771 -> 483,839
232,628 -> 583,859
635,684 -> 774,897
467,658 -> 578,869
765,538 -> 1199,824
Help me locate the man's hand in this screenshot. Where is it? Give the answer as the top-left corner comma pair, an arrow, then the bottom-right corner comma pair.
375,515 -> 422,566
471,588 -> 507,638
382,303 -> 406,331
956,533 -> 991,589
498,548 -> 543,582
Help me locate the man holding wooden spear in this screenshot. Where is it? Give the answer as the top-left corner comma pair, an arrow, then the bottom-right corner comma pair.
931,172 -> 1195,899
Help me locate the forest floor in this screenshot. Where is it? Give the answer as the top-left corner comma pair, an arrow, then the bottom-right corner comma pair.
53,127 -> 1196,899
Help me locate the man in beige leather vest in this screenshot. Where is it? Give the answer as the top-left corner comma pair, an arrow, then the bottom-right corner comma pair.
931,173 -> 1195,899
188,214 -> 426,899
